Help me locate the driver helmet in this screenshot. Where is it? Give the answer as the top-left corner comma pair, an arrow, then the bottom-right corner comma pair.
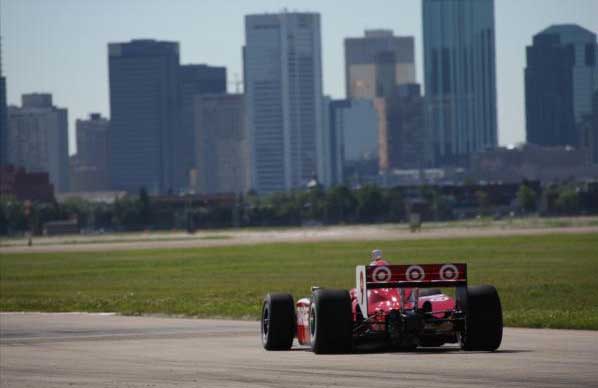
370,249 -> 389,265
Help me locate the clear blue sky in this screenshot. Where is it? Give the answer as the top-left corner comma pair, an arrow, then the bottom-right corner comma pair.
2,0 -> 597,154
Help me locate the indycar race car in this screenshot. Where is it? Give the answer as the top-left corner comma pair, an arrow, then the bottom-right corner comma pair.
261,257 -> 502,354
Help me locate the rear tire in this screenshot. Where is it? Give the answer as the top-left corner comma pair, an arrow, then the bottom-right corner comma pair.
310,289 -> 353,354
261,293 -> 295,350
459,285 -> 503,351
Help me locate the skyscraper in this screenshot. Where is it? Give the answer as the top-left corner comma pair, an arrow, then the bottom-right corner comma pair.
0,36 -> 7,166
423,0 -> 498,167
70,113 -> 110,191
76,113 -> 110,171
7,94 -> 69,192
578,89 -> 598,165
244,12 -> 323,193
345,30 -> 416,99
193,94 -> 248,194
178,64 -> 226,191
383,84 -> 426,170
330,99 -> 379,180
525,24 -> 597,148
318,96 -> 343,186
592,91 -> 598,165
108,39 -> 180,194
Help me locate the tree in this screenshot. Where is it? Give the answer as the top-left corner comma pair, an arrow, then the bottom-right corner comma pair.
93,203 -> 113,230
419,185 -> 440,221
355,185 -> 385,222
113,196 -> 142,229
62,197 -> 91,227
474,190 -> 491,215
138,187 -> 152,227
434,193 -> 455,221
540,185 -> 559,214
0,199 -> 27,234
324,186 -> 357,224
517,184 -> 537,213
304,185 -> 325,221
36,202 -> 63,231
384,187 -> 405,222
0,199 -> 8,235
267,192 -> 300,225
555,187 -> 579,214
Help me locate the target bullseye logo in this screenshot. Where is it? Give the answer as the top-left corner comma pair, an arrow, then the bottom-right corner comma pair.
440,264 -> 459,280
405,265 -> 425,281
372,266 -> 391,283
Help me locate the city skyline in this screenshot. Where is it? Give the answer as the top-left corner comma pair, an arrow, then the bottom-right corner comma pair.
3,0 -> 597,155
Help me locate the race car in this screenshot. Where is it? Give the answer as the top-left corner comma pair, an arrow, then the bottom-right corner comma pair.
260,253 -> 503,354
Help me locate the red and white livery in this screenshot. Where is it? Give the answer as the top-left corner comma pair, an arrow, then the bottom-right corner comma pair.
261,255 -> 502,354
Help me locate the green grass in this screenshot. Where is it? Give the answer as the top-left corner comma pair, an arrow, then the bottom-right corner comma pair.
1,233 -> 597,330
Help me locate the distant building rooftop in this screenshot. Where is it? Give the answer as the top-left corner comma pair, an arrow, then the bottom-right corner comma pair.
0,165 -> 55,202
56,191 -> 127,204
538,24 -> 596,43
22,93 -> 53,108
364,29 -> 394,38
470,144 -> 598,183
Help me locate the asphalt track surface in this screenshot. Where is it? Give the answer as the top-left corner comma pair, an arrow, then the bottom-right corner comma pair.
1,313 -> 597,387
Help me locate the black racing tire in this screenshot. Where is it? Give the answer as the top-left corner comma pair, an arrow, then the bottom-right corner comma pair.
418,288 -> 442,297
310,289 -> 353,354
459,285 -> 503,351
261,293 -> 295,351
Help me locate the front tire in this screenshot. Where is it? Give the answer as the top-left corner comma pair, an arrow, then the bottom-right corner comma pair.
310,289 -> 353,354
261,293 -> 295,350
459,285 -> 503,351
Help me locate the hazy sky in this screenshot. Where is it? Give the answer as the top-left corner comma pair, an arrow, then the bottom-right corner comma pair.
2,0 -> 597,154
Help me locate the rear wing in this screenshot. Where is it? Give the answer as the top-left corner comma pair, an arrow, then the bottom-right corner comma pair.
355,263 -> 467,317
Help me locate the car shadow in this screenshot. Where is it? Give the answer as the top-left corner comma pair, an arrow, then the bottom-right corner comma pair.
287,344 -> 530,355
352,344 -> 531,355
287,347 -> 312,352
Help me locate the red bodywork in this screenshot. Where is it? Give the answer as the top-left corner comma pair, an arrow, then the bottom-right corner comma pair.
296,263 -> 466,346
296,289 -> 456,345
350,288 -> 455,319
